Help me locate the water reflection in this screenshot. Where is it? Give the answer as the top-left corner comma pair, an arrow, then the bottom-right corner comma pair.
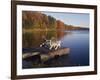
22,30 -> 89,68
22,30 -> 69,48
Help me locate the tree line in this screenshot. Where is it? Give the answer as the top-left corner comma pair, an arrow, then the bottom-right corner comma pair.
22,11 -> 89,30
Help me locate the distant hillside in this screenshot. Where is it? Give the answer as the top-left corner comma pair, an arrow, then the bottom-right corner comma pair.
22,11 -> 89,30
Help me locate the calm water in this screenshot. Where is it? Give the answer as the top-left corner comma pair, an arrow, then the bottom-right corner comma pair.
43,30 -> 89,67
22,30 -> 89,68
60,30 -> 89,66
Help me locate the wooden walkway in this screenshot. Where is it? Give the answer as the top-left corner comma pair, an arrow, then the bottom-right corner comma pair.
23,48 -> 70,62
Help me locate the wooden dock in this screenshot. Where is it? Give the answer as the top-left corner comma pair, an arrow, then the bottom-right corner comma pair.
23,48 -> 70,62
40,48 -> 70,61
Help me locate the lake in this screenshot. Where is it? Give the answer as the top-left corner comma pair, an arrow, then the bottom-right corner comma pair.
22,30 -> 89,68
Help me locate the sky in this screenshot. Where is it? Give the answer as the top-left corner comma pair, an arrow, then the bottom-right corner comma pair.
42,12 -> 89,28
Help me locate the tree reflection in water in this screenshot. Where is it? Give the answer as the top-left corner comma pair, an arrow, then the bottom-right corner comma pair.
22,29 -> 73,68
23,29 -> 72,48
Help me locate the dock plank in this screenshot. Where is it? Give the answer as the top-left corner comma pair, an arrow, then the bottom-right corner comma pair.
23,48 -> 70,62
